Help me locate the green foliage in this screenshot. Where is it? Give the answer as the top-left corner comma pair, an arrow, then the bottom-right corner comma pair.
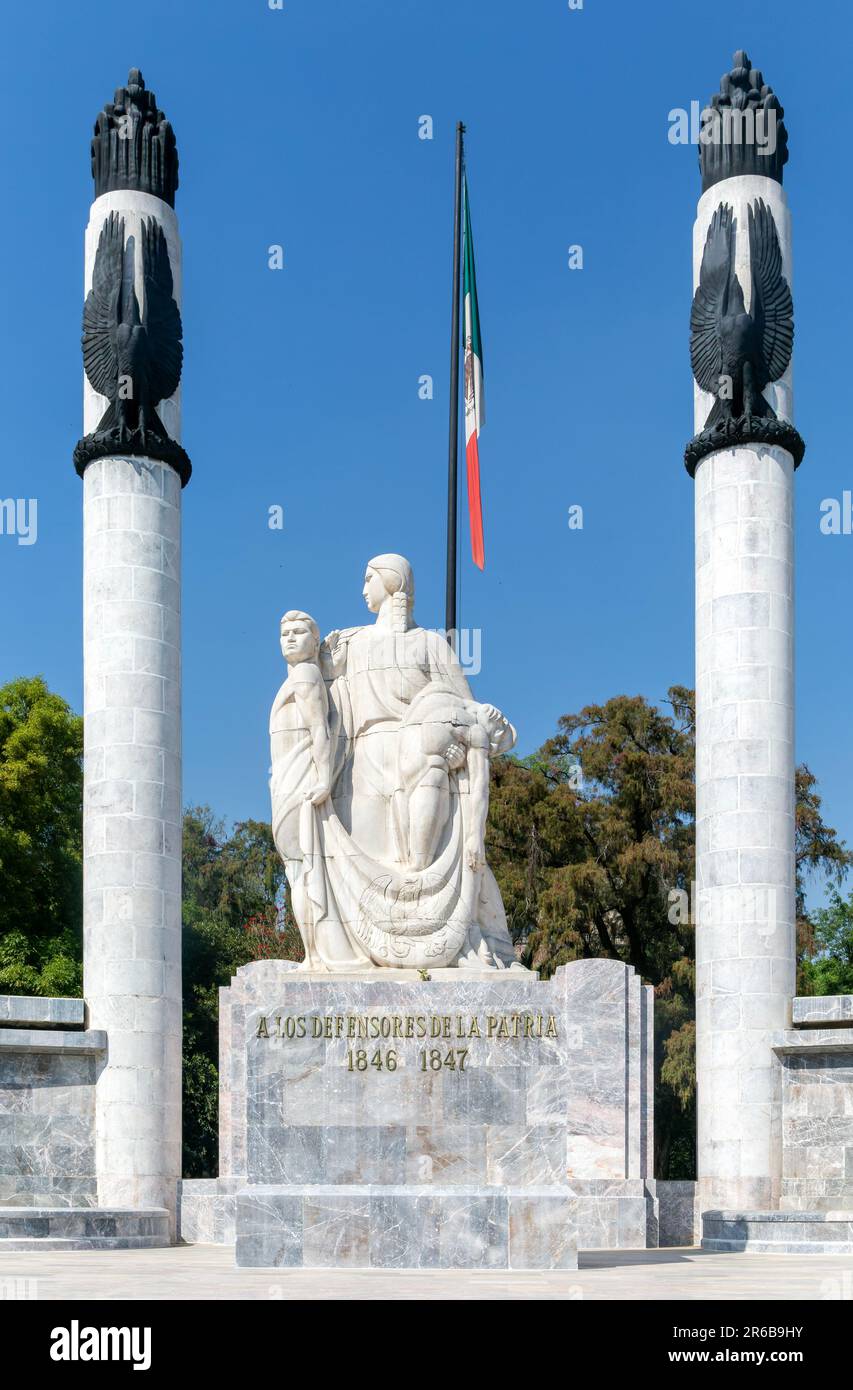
799,890 -> 853,996
489,686 -> 850,1179
182,1052 -> 221,1181
489,687 -> 697,1177
0,677 -> 83,994
535,687 -> 696,980
0,676 -> 83,946
795,768 -> 853,990
0,926 -> 83,996
660,1021 -> 696,1111
181,806 -> 301,1177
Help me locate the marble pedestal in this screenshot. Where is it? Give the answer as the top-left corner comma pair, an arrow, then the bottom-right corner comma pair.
216,957 -> 654,1268
0,995 -> 171,1249
236,1183 -> 576,1269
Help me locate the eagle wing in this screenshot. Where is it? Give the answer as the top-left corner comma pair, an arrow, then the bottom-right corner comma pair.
690,203 -> 735,393
141,218 -> 183,406
82,211 -> 124,399
748,197 -> 793,389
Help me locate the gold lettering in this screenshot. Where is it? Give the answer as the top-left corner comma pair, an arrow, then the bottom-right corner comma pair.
546,1015 -> 558,1038
256,1016 -> 269,1039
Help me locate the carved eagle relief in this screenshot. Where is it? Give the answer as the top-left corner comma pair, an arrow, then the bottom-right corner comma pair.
82,211 -> 183,446
690,197 -> 793,427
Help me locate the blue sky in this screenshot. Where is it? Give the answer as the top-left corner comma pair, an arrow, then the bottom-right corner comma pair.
0,0 -> 850,908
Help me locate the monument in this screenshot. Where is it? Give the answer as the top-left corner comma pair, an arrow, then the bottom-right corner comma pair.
200,553 -> 653,1268
77,69 -> 189,1235
11,51 -> 852,1270
688,48 -> 801,1218
0,69 -> 187,1249
689,54 -> 853,1254
175,553 -> 661,1265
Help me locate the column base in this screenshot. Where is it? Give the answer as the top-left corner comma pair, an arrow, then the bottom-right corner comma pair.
0,1206 -> 171,1250
698,1176 -> 779,1214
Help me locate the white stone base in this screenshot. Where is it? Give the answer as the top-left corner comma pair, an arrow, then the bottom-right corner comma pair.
0,1206 -> 170,1250
235,1184 -> 578,1270
702,1209 -> 853,1254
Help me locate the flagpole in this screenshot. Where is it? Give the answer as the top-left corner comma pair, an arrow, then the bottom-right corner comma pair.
445,120 -> 465,647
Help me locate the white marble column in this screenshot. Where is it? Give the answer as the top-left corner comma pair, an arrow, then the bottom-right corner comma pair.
693,176 -> 797,1213
82,192 -> 183,1232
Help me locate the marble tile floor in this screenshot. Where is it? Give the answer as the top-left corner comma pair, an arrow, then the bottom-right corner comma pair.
1,1244 -> 852,1300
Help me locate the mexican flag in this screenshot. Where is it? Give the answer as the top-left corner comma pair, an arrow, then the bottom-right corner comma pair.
462,174 -> 485,570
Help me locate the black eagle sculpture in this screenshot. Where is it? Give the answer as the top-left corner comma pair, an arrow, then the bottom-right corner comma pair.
692,198 -> 791,422
74,211 -> 190,482
685,197 -> 803,474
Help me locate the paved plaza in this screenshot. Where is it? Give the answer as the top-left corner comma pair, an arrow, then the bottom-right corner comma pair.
1,1245 -> 851,1301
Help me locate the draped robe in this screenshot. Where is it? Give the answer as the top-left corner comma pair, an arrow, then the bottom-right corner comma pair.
270,620 -> 516,970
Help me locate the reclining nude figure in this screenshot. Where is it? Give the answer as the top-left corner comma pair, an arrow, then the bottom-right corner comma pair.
399,691 -> 516,873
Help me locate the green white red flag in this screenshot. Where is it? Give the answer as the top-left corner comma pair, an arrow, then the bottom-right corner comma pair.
462,173 -> 485,570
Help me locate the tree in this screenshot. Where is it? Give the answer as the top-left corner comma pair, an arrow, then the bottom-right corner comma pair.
488,689 -> 696,983
487,687 -> 851,1178
800,889 -> 853,996
0,677 -> 83,995
795,766 -> 852,982
181,807 -> 300,1176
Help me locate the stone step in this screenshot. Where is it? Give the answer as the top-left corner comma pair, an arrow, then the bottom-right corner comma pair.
0,1206 -> 170,1250
702,1209 -> 853,1254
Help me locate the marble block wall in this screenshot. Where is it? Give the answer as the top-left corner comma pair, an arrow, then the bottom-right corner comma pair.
0,1001 -> 104,1208
236,1184 -> 578,1271
221,958 -> 653,1190
202,957 -> 656,1262
648,1180 -> 700,1247
773,1001 -> 853,1212
178,1178 -> 242,1245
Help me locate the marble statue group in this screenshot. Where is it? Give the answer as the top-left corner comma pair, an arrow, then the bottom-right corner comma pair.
269,553 -> 521,972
